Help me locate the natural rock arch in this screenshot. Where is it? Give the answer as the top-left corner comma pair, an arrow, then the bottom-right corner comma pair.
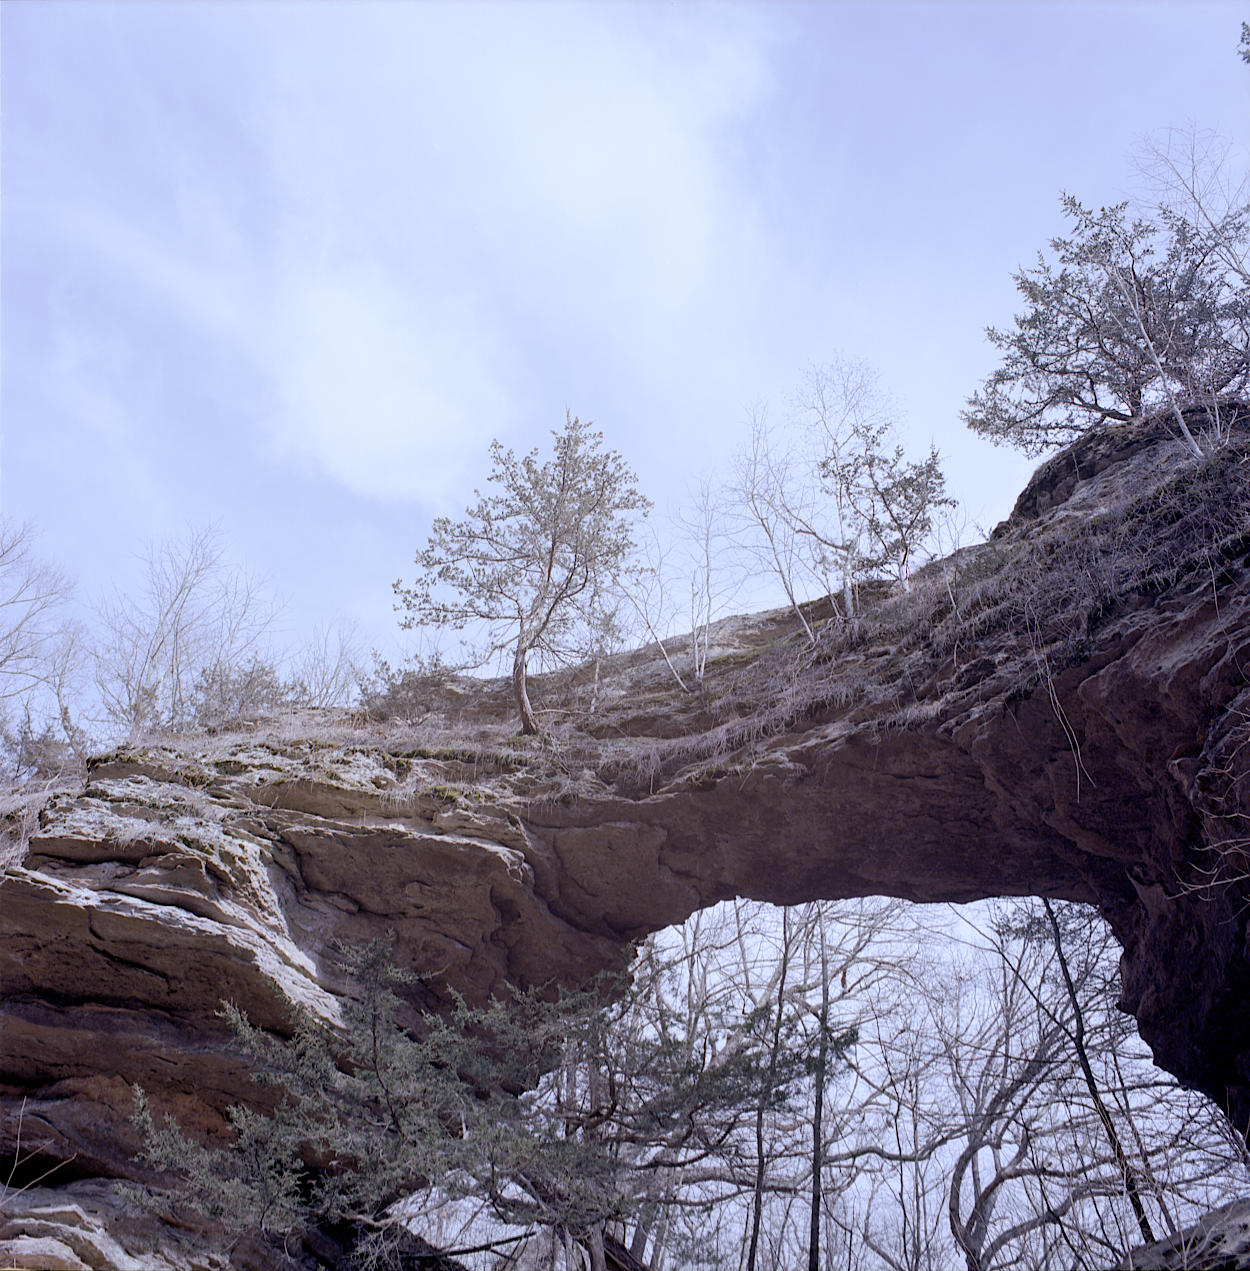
2,409 -> 1249,1264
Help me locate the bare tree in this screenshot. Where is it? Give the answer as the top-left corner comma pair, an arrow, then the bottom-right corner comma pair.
615,474 -> 744,696
288,622 -> 362,709
0,521 -> 72,705
614,525 -> 694,695
674,475 -> 741,685
744,905 -> 797,1271
836,901 -> 1249,1271
1136,126 -> 1250,288
0,521 -> 89,776
729,414 -> 830,644
94,527 -> 277,736
731,365 -> 953,637
1133,126 -> 1250,448
794,361 -> 880,619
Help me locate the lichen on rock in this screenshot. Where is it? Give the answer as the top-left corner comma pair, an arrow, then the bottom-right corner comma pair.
3,408 -> 1250,1266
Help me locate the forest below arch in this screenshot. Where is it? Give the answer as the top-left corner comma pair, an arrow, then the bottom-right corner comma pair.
129,894 -> 1250,1271
3,34 -> 1250,1270
3,392 -> 1250,1270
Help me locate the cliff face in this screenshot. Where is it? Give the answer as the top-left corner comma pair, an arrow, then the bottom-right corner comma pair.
2,409 -> 1249,1267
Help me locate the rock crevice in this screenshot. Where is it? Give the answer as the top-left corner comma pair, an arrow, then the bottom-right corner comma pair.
3,412 -> 1250,1265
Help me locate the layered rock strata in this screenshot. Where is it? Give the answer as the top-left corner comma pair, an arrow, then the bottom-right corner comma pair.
2,409 -> 1249,1266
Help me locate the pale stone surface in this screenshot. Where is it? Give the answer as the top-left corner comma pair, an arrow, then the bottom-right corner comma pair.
1119,1198 -> 1250,1270
0,1183 -> 232,1270
2,408 -> 1249,1266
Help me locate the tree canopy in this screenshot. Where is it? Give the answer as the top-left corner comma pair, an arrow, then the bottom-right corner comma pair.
395,415 -> 649,734
963,195 -> 1250,456
134,934 -> 816,1271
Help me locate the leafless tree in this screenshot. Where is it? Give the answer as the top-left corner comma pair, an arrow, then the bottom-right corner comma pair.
674,475 -> 741,685
730,364 -> 953,640
94,526 -> 277,736
0,521 -> 72,705
614,525 -> 694,695
0,520 -> 90,777
794,361 -> 880,617
729,413 -> 831,644
829,901 -> 1248,1271
288,622 -> 362,709
1136,126 -> 1250,288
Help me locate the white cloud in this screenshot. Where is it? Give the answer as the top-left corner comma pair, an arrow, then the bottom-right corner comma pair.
266,266 -> 514,501
25,134 -> 520,507
9,0 -> 1248,655
248,3 -> 781,490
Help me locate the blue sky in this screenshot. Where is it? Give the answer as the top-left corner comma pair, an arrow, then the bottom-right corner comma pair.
3,1 -> 1248,663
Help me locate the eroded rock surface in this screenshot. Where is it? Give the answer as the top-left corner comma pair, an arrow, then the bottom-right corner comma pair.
1119,1197 -> 1250,1270
2,409 -> 1249,1267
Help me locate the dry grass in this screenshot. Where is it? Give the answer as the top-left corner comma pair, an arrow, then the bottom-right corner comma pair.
0,777 -> 79,869
68,408 -> 1249,808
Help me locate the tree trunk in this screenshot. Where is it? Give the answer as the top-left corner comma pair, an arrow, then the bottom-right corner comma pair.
587,1227 -> 607,1271
1042,898 -> 1155,1244
808,922 -> 829,1271
747,911 -> 791,1271
512,642 -> 539,735
629,1207 -> 654,1262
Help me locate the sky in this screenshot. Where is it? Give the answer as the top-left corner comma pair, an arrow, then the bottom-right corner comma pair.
3,0 -> 1248,667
